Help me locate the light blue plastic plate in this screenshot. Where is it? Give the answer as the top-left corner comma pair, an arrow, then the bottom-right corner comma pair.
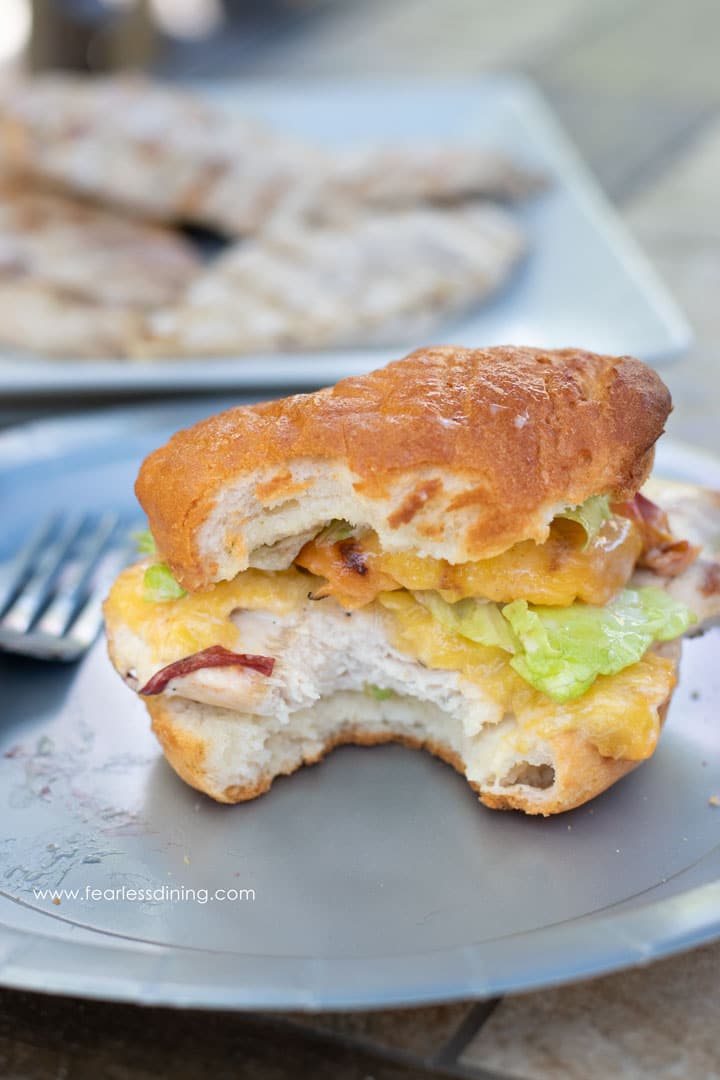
0,402 -> 718,1009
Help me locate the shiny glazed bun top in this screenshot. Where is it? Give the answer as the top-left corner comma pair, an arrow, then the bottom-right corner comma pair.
136,345 -> 672,591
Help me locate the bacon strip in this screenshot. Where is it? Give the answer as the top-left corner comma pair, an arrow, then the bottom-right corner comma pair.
139,645 -> 274,696
638,538 -> 699,576
613,492 -> 700,577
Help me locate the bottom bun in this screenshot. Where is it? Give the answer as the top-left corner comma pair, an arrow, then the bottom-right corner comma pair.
145,649 -> 678,816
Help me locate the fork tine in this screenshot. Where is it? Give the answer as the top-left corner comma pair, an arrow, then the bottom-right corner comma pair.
1,514 -> 85,634
35,512 -> 120,638
0,515 -> 60,614
63,540 -> 135,656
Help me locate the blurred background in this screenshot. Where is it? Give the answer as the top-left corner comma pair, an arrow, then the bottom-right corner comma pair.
6,0 -> 338,76
3,0 -> 718,200
1,0 -> 718,450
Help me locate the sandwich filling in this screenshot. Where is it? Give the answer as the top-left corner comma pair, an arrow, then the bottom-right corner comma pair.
106,492 -> 697,768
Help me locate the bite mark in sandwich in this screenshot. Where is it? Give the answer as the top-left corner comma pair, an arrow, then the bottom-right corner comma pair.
103,345 -> 720,815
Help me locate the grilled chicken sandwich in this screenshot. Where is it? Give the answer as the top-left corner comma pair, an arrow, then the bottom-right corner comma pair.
104,346 -> 720,814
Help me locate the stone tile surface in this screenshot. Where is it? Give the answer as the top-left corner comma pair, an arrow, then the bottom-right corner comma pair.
640,241 -> 720,453
536,0 -> 720,106
0,988 -> 451,1080
461,941 -> 720,1079
621,114 -> 720,455
284,1001 -> 476,1058
626,117 -> 720,240
240,0 -> 629,78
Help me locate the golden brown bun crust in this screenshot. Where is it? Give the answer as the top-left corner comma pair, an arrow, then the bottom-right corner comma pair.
479,718 -> 663,815
145,695 -> 672,817
136,346 -> 671,591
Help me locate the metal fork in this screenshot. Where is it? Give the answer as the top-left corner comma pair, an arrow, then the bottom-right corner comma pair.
0,513 -> 135,661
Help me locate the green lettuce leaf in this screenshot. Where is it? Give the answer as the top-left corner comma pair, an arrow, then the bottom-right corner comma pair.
365,684 -> 395,701
502,587 -> 695,702
413,591 -> 520,654
415,585 -> 695,703
143,563 -> 187,602
556,495 -> 611,546
133,527 -> 157,555
315,519 -> 356,544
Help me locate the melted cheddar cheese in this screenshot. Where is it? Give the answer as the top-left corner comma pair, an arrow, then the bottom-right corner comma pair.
377,591 -> 675,760
296,516 -> 643,610
105,561 -> 318,663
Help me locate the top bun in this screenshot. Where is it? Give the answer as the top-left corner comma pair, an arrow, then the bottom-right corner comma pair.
137,345 -> 671,591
